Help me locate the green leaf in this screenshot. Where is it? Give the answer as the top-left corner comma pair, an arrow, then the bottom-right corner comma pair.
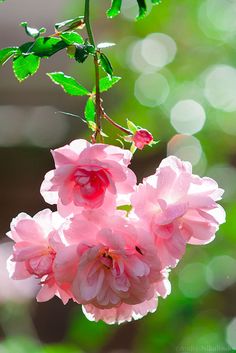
21,22 -> 46,39
19,38 -> 67,58
85,98 -> 96,122
47,72 -> 90,96
136,0 -> 147,20
94,76 -> 121,93
84,41 -> 96,54
74,45 -> 89,63
97,42 -> 115,49
107,0 -> 122,18
127,119 -> 138,134
0,47 -> 19,65
13,54 -> 40,81
66,46 -> 76,59
100,53 -> 113,78
151,0 -> 161,4
31,37 -> 67,57
55,17 -> 84,32
60,31 -> 83,45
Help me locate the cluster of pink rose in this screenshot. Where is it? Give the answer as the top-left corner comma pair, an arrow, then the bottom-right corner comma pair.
6,139 -> 225,324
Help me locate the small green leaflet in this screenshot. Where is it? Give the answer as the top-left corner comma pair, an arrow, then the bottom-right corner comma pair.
0,47 -> 19,66
55,17 -> 84,32
100,53 -> 113,78
106,0 -> 161,20
85,98 -> 96,122
73,41 -> 95,63
21,22 -> 46,39
93,76 -> 121,93
137,0 -> 147,20
127,119 -> 138,134
47,72 -> 90,96
60,31 -> 84,45
107,0 -> 122,18
13,54 -> 40,81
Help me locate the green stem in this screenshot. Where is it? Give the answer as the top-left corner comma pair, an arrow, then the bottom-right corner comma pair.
84,0 -> 95,47
84,0 -> 102,141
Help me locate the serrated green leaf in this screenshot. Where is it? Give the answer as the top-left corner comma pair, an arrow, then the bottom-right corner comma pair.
47,72 -> 90,96
20,22 -> 46,39
107,0 -> 122,18
136,0 -> 147,20
0,47 -> 19,65
55,17 -> 84,32
19,37 -> 67,58
93,76 -> 121,93
31,37 -> 67,57
13,54 -> 40,81
97,42 -> 115,49
60,31 -> 83,45
100,53 -> 113,78
85,98 -> 96,122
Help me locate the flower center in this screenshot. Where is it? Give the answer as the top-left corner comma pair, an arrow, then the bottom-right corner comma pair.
99,248 -> 113,269
73,167 -> 110,202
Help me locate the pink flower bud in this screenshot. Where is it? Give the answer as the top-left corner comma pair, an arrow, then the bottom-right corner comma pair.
133,129 -> 153,150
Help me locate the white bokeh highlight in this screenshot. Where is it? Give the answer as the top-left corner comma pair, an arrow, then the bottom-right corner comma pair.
167,134 -> 203,166
170,99 -> 206,134
135,73 -> 170,107
204,65 -> 236,112
127,33 -> 177,72
226,318 -> 236,350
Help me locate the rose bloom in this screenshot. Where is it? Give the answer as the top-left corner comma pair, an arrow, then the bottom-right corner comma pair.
6,209 -> 72,304
131,156 -> 226,268
133,129 -> 153,150
56,210 -> 170,324
40,139 -> 137,216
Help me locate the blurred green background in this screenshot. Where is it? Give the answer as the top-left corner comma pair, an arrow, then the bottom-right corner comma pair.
0,0 -> 236,352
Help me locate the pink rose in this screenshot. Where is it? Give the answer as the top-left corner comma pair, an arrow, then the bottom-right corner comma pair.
131,156 -> 226,268
6,209 -> 72,304
133,129 -> 153,150
83,275 -> 170,324
59,210 -> 170,323
40,139 -> 137,216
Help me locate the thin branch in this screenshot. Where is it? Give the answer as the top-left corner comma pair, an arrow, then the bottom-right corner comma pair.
84,0 -> 102,141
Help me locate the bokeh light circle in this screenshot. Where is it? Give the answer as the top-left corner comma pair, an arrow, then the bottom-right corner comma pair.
206,255 -> 236,291
135,73 -> 170,107
178,263 -> 208,298
170,99 -> 206,134
226,318 -> 236,350
127,33 -> 177,72
204,65 -> 236,112
167,134 -> 202,166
